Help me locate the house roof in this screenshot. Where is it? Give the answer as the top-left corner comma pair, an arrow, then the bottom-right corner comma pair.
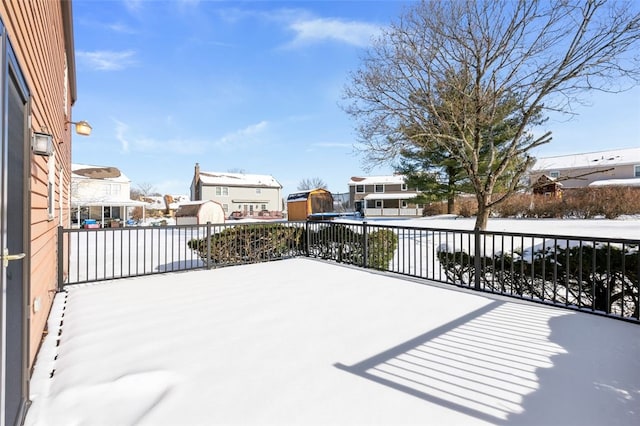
72,163 -> 130,183
141,195 -> 191,210
588,177 -> 640,187
363,192 -> 420,200
349,175 -> 406,185
532,148 -> 640,171
199,171 -> 282,188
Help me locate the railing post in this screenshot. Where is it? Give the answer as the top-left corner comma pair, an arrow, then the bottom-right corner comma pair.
305,220 -> 310,257
206,221 -> 212,270
57,226 -> 64,291
362,221 -> 368,269
474,228 -> 481,290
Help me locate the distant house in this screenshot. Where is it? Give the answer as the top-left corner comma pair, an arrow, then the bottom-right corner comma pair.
348,175 -> 423,217
286,188 -> 333,221
175,200 -> 225,225
71,164 -> 148,227
190,163 -> 283,218
142,194 -> 190,217
530,148 -> 640,189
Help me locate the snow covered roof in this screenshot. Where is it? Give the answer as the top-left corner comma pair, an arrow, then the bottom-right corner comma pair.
532,148 -> 640,171
349,175 -> 406,185
72,163 -> 130,183
199,171 -> 282,188
142,195 -> 191,210
363,192 -> 420,200
588,177 -> 640,187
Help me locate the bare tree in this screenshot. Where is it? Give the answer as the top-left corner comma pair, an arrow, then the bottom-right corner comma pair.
343,0 -> 640,229
298,177 -> 328,191
131,182 -> 160,199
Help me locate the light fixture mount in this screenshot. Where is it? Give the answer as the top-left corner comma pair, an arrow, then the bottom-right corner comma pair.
32,132 -> 53,156
66,120 -> 92,136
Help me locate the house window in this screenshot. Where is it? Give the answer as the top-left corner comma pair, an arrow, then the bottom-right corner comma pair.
375,200 -> 382,208
549,171 -> 560,179
59,167 -> 63,224
103,184 -> 121,196
47,153 -> 56,220
401,183 -> 407,191
634,165 -> 640,177
256,188 -> 261,194
375,184 -> 384,193
215,186 -> 229,196
261,204 -> 266,210
222,204 -> 228,212
355,185 -> 364,193
401,200 -> 408,208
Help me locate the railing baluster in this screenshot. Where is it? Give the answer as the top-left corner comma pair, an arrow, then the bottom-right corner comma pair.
56,222 -> 639,324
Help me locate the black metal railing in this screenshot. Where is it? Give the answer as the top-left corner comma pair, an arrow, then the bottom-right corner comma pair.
58,220 -> 640,323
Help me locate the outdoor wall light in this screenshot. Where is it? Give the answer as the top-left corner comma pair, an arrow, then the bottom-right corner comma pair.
32,132 -> 54,156
66,120 -> 92,136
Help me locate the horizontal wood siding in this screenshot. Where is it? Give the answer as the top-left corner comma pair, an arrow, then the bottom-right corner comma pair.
0,0 -> 73,367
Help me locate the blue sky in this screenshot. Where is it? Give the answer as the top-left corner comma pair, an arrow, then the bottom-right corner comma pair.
71,0 -> 640,198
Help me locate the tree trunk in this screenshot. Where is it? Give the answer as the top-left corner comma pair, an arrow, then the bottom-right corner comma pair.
446,167 -> 456,214
475,203 -> 490,230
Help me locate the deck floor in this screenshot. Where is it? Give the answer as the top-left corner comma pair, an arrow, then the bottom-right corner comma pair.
26,258 -> 640,425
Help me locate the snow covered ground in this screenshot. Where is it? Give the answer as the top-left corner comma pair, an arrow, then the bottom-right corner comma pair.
26,258 -> 640,425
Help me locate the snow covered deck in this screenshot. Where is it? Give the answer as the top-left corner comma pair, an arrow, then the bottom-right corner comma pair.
26,258 -> 640,425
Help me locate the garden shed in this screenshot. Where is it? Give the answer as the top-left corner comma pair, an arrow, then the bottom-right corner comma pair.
287,188 -> 334,221
175,200 -> 225,225
533,175 -> 563,199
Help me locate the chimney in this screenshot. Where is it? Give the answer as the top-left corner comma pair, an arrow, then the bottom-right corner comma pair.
194,163 -> 201,201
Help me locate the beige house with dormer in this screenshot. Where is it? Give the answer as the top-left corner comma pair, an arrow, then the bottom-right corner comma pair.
530,148 -> 640,189
190,163 -> 283,218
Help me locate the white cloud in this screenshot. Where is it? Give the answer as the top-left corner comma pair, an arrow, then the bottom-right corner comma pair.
123,0 -> 144,13
215,121 -> 269,147
115,119 -> 130,152
287,18 -> 382,48
113,118 -> 209,155
77,50 -> 137,71
107,22 -> 137,34
313,142 -> 352,148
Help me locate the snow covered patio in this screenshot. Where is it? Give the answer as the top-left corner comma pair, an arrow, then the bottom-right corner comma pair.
26,258 -> 640,425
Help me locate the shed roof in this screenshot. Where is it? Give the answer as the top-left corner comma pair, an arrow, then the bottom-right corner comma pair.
199,171 -> 281,188
287,188 -> 331,202
532,148 -> 640,171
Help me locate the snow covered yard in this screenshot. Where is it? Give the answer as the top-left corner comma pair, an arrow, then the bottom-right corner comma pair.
26,258 -> 640,425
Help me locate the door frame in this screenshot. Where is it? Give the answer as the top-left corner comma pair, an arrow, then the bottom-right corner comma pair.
0,21 -> 31,426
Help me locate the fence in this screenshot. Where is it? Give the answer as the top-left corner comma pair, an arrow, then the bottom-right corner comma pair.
58,221 -> 640,323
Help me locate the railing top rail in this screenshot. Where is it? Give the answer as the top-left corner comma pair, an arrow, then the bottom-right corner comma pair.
325,219 -> 640,245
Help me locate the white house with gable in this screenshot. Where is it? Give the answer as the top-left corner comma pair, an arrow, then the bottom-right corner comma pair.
190,163 -> 283,218
530,147 -> 640,189
71,164 -> 148,226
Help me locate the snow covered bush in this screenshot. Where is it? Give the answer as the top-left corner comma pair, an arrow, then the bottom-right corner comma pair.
438,243 -> 639,319
188,224 -> 305,265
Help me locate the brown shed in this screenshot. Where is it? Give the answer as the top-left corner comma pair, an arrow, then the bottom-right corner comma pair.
533,175 -> 563,199
287,188 -> 334,221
